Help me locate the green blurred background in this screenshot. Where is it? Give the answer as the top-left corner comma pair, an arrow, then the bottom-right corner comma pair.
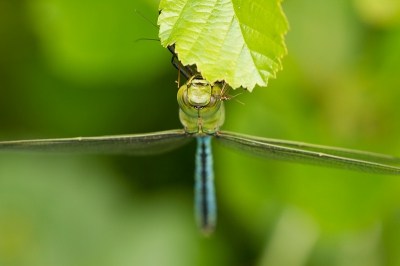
1,0 -> 400,265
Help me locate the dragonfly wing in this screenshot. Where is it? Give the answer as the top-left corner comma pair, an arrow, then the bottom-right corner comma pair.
0,129 -> 191,156
218,131 -> 400,164
216,131 -> 400,175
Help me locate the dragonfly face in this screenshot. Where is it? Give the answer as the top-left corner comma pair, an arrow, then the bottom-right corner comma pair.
177,74 -> 225,134
187,76 -> 212,106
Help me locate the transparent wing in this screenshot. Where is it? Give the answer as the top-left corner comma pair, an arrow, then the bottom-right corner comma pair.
0,129 -> 191,156
216,131 -> 400,175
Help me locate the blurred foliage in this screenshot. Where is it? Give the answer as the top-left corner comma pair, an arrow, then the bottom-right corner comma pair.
0,0 -> 400,265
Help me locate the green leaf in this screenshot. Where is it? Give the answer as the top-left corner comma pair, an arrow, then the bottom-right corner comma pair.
158,0 -> 289,91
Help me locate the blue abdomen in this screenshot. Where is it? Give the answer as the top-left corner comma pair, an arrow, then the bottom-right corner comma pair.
194,136 -> 216,235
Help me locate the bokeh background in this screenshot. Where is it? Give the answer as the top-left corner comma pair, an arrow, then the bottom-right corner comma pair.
1,0 -> 400,265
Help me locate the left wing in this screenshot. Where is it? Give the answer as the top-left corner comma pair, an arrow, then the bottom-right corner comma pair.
0,129 -> 191,156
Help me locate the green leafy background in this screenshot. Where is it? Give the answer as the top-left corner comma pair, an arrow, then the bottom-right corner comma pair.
1,0 -> 400,265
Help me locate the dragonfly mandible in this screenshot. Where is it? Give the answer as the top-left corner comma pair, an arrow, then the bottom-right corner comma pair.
0,69 -> 400,235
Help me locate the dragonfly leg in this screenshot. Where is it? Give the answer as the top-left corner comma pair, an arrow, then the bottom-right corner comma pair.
167,45 -> 194,80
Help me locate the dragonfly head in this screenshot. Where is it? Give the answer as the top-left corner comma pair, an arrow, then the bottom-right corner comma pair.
177,74 -> 225,134
187,75 -> 212,108
178,74 -> 221,111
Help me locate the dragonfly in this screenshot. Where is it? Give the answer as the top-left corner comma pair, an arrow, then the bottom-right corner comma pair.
1,48 -> 400,235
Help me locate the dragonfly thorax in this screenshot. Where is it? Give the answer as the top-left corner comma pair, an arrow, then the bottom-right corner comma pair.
177,75 -> 225,134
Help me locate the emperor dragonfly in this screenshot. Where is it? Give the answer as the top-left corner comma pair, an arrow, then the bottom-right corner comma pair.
0,72 -> 399,235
